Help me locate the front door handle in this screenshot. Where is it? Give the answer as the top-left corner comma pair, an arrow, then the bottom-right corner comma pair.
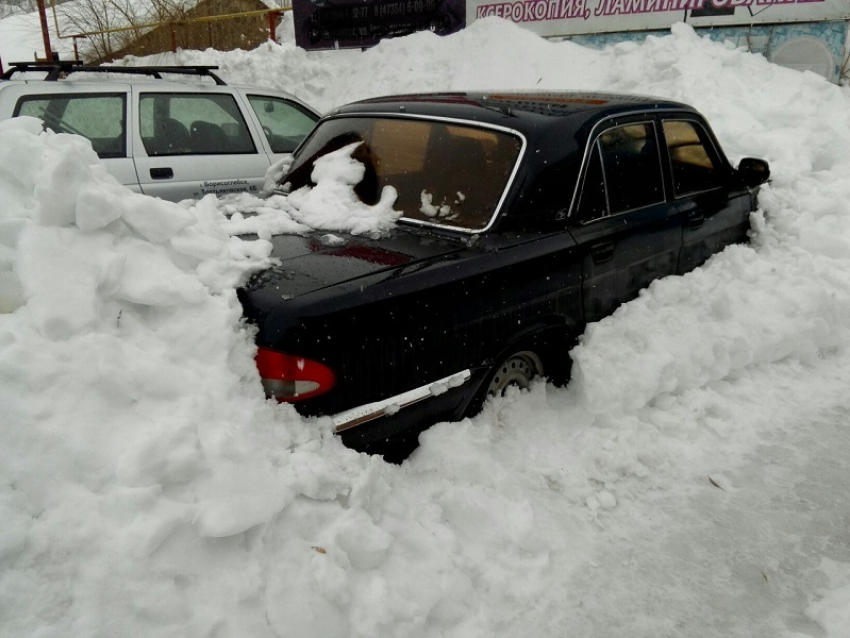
590,241 -> 615,264
686,209 -> 705,229
150,167 -> 174,180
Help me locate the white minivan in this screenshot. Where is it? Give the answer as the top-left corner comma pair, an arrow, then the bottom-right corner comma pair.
0,61 -> 321,201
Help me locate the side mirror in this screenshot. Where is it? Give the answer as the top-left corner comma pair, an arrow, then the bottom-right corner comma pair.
737,157 -> 770,188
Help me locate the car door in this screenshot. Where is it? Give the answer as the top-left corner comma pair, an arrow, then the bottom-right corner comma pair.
659,118 -> 753,274
10,85 -> 140,191
568,118 -> 683,323
132,89 -> 270,201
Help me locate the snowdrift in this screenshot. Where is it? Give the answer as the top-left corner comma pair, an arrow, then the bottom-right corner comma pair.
3,18 -> 850,638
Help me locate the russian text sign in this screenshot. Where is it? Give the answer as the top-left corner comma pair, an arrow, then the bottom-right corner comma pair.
467,0 -> 850,37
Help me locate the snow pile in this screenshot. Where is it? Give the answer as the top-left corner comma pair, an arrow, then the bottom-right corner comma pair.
0,118 -> 347,634
2,17 -> 850,638
0,116 -> 552,638
223,142 -> 401,239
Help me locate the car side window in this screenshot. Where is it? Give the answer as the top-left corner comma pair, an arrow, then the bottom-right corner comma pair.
662,120 -> 722,197
139,93 -> 256,156
14,94 -> 126,158
575,121 -> 664,222
599,122 -> 664,214
247,96 -> 318,153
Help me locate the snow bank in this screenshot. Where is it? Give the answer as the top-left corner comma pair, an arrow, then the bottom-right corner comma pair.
0,102 -> 554,638
3,17 -> 850,638
0,118 -> 354,635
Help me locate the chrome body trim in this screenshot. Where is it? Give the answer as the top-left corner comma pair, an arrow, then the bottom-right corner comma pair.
332,369 -> 472,433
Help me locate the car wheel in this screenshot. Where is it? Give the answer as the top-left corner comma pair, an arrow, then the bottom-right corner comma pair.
486,350 -> 544,396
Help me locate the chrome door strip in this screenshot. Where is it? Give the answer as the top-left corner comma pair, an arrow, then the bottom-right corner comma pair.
332,369 -> 472,433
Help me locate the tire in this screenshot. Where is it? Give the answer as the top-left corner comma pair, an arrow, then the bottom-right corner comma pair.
485,350 -> 544,396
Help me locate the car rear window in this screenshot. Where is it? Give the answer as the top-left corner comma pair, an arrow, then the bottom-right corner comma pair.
282,116 -> 523,231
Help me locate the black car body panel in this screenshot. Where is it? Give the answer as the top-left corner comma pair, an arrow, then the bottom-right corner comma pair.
238,91 -> 769,456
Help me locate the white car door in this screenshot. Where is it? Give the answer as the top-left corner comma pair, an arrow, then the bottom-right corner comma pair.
132,89 -> 270,201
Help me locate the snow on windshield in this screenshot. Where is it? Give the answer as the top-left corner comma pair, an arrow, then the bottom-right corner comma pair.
2,16 -> 850,638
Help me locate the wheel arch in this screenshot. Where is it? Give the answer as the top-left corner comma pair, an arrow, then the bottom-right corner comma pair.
457,315 -> 580,419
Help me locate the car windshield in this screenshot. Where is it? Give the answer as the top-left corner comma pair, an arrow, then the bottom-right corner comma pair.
281,116 -> 523,231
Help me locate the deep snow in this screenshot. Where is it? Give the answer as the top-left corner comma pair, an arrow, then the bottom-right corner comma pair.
2,14 -> 850,638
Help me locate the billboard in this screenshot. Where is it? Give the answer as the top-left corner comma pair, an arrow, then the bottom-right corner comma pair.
466,0 -> 850,37
293,0 -> 467,50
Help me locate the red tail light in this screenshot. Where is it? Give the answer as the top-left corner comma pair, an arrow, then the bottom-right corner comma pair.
255,348 -> 336,402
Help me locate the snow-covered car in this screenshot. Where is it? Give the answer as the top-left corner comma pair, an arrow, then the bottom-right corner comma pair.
0,60 -> 320,201
237,91 -> 770,459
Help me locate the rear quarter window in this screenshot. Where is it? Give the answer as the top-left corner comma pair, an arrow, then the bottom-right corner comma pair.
14,93 -> 127,158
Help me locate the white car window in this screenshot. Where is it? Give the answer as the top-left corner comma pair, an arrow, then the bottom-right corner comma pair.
15,94 -> 126,158
247,95 -> 318,153
139,93 -> 256,156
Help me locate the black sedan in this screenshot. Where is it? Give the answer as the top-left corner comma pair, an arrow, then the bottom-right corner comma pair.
238,91 -> 769,459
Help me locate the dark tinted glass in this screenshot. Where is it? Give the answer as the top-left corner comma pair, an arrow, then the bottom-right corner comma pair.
598,122 -> 664,214
663,120 -> 721,196
284,116 -> 523,231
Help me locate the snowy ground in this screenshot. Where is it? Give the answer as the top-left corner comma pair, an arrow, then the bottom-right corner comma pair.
2,15 -> 850,638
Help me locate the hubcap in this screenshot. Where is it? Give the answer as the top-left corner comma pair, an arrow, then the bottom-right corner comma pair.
487,351 -> 543,396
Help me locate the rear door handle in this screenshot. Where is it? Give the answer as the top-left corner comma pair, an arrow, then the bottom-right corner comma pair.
590,241 -> 615,264
150,167 -> 174,180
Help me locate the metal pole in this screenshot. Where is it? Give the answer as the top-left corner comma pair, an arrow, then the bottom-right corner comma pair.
268,11 -> 276,42
36,0 -> 54,61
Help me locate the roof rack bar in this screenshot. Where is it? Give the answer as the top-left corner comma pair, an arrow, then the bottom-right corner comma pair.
1,61 -> 226,85
1,59 -> 82,80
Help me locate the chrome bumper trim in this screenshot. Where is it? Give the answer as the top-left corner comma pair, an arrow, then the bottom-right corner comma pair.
332,369 -> 472,433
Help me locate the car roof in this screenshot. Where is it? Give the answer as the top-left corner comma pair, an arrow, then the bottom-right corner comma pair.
0,73 -> 317,115
332,91 -> 699,135
0,74 -> 299,94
